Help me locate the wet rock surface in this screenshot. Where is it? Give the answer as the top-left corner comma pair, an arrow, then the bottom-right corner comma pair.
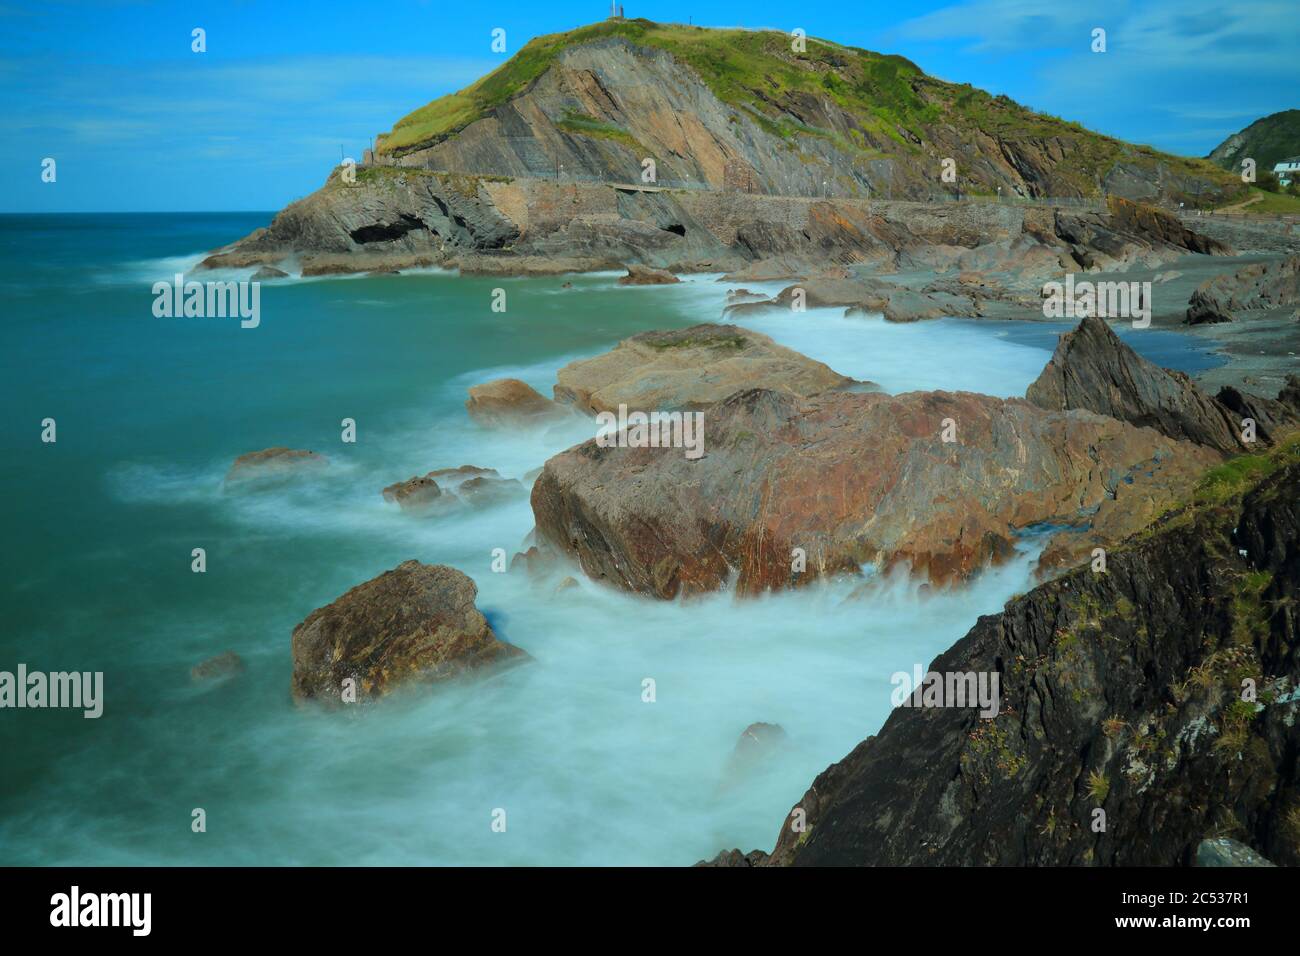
552,323 -> 857,415
752,450 -> 1300,866
291,561 -> 527,704
531,386 -> 1218,597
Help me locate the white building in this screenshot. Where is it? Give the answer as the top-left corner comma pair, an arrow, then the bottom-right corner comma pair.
1273,156 -> 1300,187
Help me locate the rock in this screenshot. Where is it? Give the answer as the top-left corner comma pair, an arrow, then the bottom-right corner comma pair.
693,848 -> 770,867
618,264 -> 680,285
531,386 -> 1219,597
457,475 -> 526,507
290,561 -> 527,704
724,722 -> 789,780
381,475 -> 443,512
553,324 -> 857,415
510,545 -> 558,578
225,447 -> 328,486
761,452 -> 1300,866
1186,254 -> 1300,325
724,288 -> 771,306
427,465 -> 500,482
190,651 -> 245,682
1054,197 -> 1232,272
466,378 -> 566,428
251,266 -> 288,280
1025,315 -> 1244,454
554,576 -> 580,593
1195,838 -> 1276,867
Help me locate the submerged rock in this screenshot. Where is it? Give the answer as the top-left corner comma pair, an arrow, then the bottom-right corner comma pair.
552,323 -> 857,415
724,722 -> 790,781
290,560 -> 526,704
190,651 -> 245,683
381,475 -> 443,512
225,447 -> 328,486
618,264 -> 679,285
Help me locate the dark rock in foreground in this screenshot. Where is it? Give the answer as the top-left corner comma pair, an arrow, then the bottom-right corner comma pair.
694,848 -> 771,867
753,447 -> 1300,866
290,561 -> 527,704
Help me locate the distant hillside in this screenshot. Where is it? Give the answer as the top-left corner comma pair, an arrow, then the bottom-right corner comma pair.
374,18 -> 1240,204
1208,109 -> 1300,173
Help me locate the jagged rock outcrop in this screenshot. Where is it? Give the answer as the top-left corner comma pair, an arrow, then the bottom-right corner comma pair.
1027,316 -> 1299,460
290,561 -> 526,704
530,386 -> 1219,597
1186,255 -> 1300,324
1026,315 -> 1245,454
225,447 -> 329,486
754,448 -> 1300,866
552,323 -> 857,414
1053,196 -> 1233,271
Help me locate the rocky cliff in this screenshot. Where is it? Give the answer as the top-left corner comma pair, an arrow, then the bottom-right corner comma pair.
382,21 -> 1239,205
723,437 -> 1300,866
200,20 -> 1245,277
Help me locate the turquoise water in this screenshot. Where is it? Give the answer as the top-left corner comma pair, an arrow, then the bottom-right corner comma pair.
0,214 -> 1223,865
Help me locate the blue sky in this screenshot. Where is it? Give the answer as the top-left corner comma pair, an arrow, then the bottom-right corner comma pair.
2,0 -> 1296,211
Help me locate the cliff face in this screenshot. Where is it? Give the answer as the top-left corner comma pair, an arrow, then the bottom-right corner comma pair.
380,22 -> 1240,206
200,21 -> 1247,275
760,442 -> 1300,866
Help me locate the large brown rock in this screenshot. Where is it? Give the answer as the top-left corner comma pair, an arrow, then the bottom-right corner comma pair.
1026,315 -> 1244,454
530,387 -> 1219,597
552,324 -> 857,415
466,378 -> 566,427
290,561 -> 526,703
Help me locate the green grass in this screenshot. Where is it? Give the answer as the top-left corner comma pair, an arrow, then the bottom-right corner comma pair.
1193,434 -> 1300,506
554,108 -> 645,150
